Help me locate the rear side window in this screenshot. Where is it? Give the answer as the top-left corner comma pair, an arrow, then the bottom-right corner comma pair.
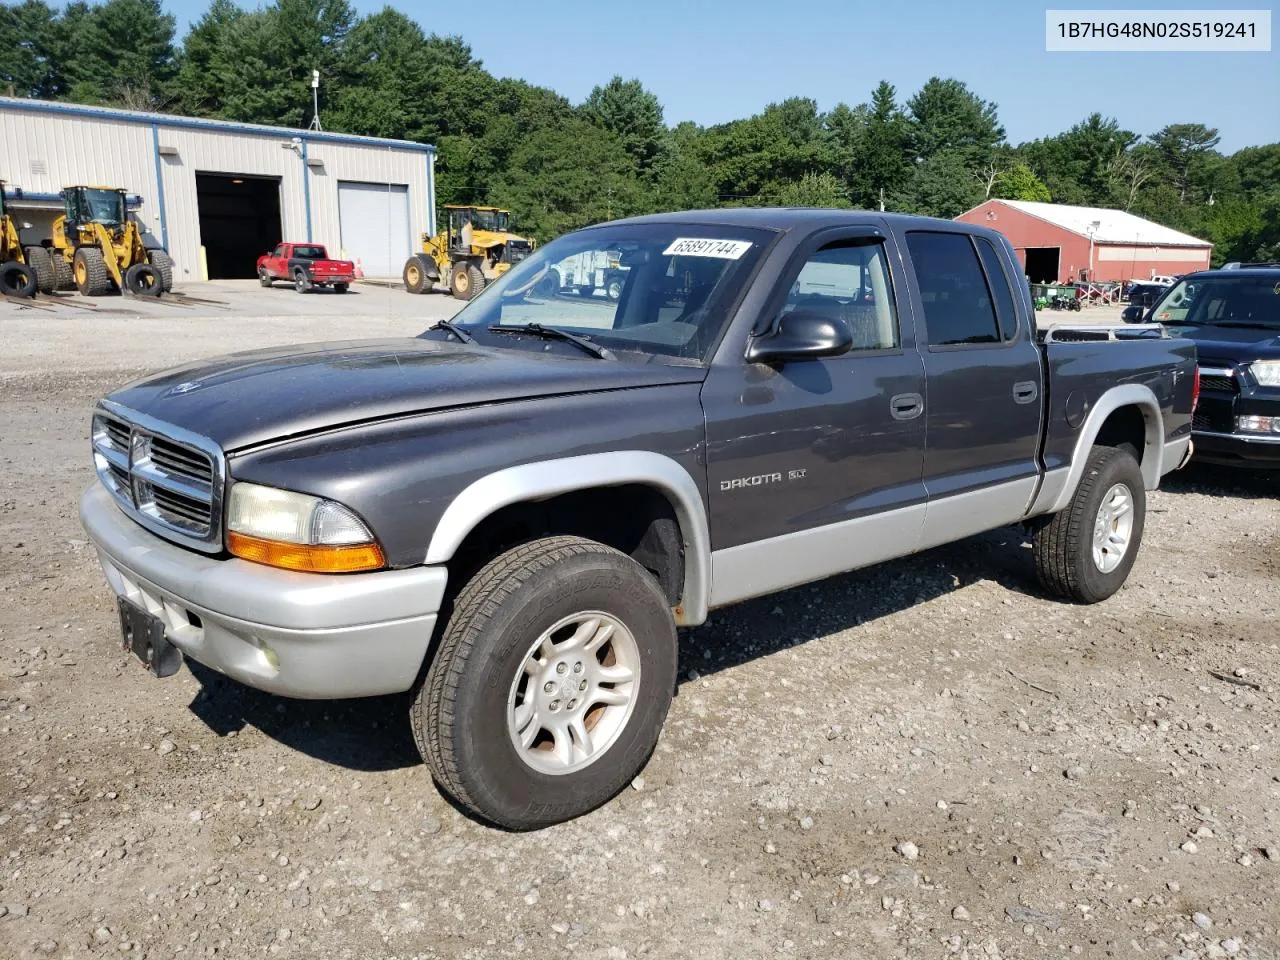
975,237 -> 1020,341
906,232 -> 1001,346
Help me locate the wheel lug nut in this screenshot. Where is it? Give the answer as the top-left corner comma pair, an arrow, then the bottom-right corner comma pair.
543,682 -> 556,694
549,700 -> 560,711
556,662 -> 567,675
573,662 -> 583,674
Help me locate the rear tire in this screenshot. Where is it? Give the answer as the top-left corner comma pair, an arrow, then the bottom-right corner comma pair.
0,260 -> 37,298
1033,446 -> 1145,603
73,247 -> 113,296
412,536 -> 677,830
147,250 -> 174,292
23,246 -> 54,294
51,252 -> 74,291
124,263 -> 163,297
333,282 -> 348,294
293,269 -> 312,294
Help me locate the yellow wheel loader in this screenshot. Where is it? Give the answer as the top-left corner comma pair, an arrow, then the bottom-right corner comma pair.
0,181 -> 45,298
50,186 -> 174,297
402,205 -> 534,300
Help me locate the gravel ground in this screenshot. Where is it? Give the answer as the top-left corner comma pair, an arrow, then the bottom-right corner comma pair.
1,291 -> 1277,960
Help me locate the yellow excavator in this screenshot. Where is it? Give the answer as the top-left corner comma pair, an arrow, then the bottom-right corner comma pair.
1,181 -> 45,298
49,185 -> 174,296
402,205 -> 534,300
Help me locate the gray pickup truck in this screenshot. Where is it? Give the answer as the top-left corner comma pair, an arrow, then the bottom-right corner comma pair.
80,209 -> 1197,829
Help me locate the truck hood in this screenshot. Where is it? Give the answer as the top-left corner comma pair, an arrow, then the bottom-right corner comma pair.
105,338 -> 705,452
1167,322 -> 1280,361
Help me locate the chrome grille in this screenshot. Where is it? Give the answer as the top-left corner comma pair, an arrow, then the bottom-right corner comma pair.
91,405 -> 225,553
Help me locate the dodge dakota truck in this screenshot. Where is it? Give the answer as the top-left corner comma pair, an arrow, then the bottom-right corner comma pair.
80,209 -> 1198,829
256,242 -> 355,293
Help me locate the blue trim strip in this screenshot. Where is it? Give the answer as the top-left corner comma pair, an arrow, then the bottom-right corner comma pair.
301,141 -> 313,243
0,96 -> 435,154
426,153 -> 436,238
150,123 -> 169,250
3,189 -> 143,208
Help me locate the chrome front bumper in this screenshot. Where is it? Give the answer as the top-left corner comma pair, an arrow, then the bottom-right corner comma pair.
80,483 -> 448,699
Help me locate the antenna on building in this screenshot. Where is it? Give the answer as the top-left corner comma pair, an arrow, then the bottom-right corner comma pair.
308,70 -> 322,132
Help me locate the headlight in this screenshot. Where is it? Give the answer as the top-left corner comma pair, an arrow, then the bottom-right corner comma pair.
1250,361 -> 1280,387
226,482 -> 385,573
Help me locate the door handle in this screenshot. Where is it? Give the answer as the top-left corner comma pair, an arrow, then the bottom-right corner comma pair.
1013,381 -> 1039,404
890,392 -> 924,421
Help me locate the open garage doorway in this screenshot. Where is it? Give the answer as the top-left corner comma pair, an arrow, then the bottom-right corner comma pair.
195,173 -> 282,279
1023,247 -> 1060,284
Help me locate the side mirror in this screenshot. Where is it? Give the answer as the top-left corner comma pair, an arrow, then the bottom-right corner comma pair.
747,310 -> 853,364
1121,305 -> 1145,323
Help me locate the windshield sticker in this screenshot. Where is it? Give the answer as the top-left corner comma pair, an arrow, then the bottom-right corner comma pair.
662,238 -> 753,260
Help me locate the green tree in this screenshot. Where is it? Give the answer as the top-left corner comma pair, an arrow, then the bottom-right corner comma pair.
895,150 -> 984,218
772,171 -> 851,208
491,116 -> 642,239
0,0 -> 61,98
581,76 -> 665,178
649,122 -> 716,212
174,0 -> 244,115
905,77 -> 1003,164
56,0 -> 177,107
993,161 -> 1051,202
1018,114 -> 1137,206
1151,122 -> 1220,202
698,97 -> 831,203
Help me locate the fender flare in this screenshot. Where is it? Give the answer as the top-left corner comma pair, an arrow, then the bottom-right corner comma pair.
424,451 -> 711,626
1036,383 -> 1165,516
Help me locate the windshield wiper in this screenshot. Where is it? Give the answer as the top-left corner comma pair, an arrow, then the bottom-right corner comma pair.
488,323 -> 616,360
428,319 -> 476,344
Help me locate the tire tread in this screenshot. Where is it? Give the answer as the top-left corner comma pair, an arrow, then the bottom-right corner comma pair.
414,536 -> 626,816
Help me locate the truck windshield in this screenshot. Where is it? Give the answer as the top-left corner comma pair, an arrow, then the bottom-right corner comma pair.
431,223 -> 774,362
82,189 -> 125,225
469,210 -> 508,232
1151,276 -> 1280,330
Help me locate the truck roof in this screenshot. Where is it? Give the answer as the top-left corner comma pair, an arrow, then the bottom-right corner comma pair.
604,207 -> 978,234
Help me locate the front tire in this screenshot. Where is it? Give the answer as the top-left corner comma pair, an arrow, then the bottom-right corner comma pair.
412,536 -> 677,830
147,250 -> 175,292
1033,446 -> 1145,603
73,247 -> 113,296
258,268 -> 273,287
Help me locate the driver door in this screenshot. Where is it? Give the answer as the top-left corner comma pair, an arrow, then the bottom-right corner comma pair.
701,228 -> 928,605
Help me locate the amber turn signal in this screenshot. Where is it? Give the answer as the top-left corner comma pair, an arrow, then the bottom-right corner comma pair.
227,531 -> 386,573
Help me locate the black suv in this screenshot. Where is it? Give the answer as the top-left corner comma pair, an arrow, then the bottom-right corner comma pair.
1125,266 -> 1280,467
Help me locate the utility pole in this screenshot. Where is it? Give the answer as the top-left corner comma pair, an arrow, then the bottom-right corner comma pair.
878,187 -> 885,212
308,70 -> 322,132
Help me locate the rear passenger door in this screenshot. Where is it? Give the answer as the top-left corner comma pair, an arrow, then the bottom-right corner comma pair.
902,230 -> 1044,547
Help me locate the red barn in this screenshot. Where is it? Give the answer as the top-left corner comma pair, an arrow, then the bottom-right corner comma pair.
955,199 -> 1212,284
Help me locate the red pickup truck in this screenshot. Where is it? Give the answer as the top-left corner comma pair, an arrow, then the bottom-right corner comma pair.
257,243 -> 355,293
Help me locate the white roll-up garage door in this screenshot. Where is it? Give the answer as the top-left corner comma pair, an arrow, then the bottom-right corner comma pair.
337,181 -> 410,278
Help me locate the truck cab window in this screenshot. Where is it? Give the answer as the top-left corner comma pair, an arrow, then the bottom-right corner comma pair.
906,231 -> 1001,346
974,237 -> 1020,342
783,240 -> 899,350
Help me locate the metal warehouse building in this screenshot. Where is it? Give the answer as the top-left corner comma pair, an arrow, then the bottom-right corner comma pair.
956,199 -> 1212,284
0,96 -> 436,282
